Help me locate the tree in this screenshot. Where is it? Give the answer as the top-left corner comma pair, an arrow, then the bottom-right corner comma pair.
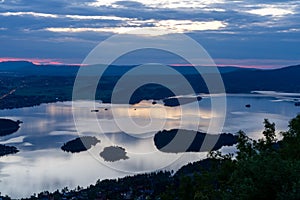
280,114 -> 300,159
262,119 -> 276,144
236,130 -> 256,160
255,119 -> 277,151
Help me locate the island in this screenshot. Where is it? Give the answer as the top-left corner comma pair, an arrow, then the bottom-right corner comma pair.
0,118 -> 22,137
154,129 -> 238,153
0,144 -> 19,156
2,116 -> 300,200
100,146 -> 129,162
163,96 -> 202,107
61,136 -> 100,153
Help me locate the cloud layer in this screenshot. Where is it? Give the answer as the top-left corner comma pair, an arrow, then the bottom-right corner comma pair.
0,0 -> 299,67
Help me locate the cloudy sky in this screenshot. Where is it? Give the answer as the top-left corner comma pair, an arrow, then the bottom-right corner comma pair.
0,0 -> 299,68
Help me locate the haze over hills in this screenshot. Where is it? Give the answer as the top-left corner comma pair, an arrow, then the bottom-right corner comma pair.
222,64 -> 300,93
0,61 -> 256,76
0,61 -> 300,109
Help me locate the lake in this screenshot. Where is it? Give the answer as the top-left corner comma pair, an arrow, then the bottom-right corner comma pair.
0,92 -> 300,198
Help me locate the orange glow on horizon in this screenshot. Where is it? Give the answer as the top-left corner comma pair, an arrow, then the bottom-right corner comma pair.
0,57 -> 297,69
0,57 -> 81,66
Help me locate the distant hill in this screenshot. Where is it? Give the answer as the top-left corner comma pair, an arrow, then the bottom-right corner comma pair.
218,66 -> 258,73
1,61 -> 300,109
222,64 -> 300,93
0,61 -> 79,76
0,61 -> 254,76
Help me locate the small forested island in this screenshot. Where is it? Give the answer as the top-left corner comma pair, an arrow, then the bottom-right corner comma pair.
61,136 -> 100,153
0,144 -> 19,157
0,118 -> 22,136
163,96 -> 202,107
2,115 -> 300,199
100,146 -> 129,162
154,129 -> 238,153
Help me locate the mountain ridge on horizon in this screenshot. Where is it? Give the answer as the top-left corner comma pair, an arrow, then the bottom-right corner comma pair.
0,60 -> 300,109
2,60 -> 299,69
0,60 -> 299,77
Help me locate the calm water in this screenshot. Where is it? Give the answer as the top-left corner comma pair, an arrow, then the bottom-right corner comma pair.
0,93 -> 300,198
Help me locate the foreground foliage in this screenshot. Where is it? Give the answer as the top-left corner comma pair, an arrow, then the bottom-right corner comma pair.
162,115 -> 300,200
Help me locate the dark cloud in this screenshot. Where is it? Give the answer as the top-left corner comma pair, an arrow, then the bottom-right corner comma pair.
0,0 -> 299,66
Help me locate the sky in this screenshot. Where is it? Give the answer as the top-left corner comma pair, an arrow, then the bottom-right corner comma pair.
0,0 -> 300,68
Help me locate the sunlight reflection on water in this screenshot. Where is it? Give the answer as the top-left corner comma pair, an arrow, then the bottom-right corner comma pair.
0,93 -> 299,198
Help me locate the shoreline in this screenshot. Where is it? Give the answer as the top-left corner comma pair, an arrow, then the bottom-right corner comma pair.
1,91 -> 298,111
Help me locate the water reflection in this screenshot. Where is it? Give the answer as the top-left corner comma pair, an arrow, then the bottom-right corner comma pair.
0,93 -> 299,198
